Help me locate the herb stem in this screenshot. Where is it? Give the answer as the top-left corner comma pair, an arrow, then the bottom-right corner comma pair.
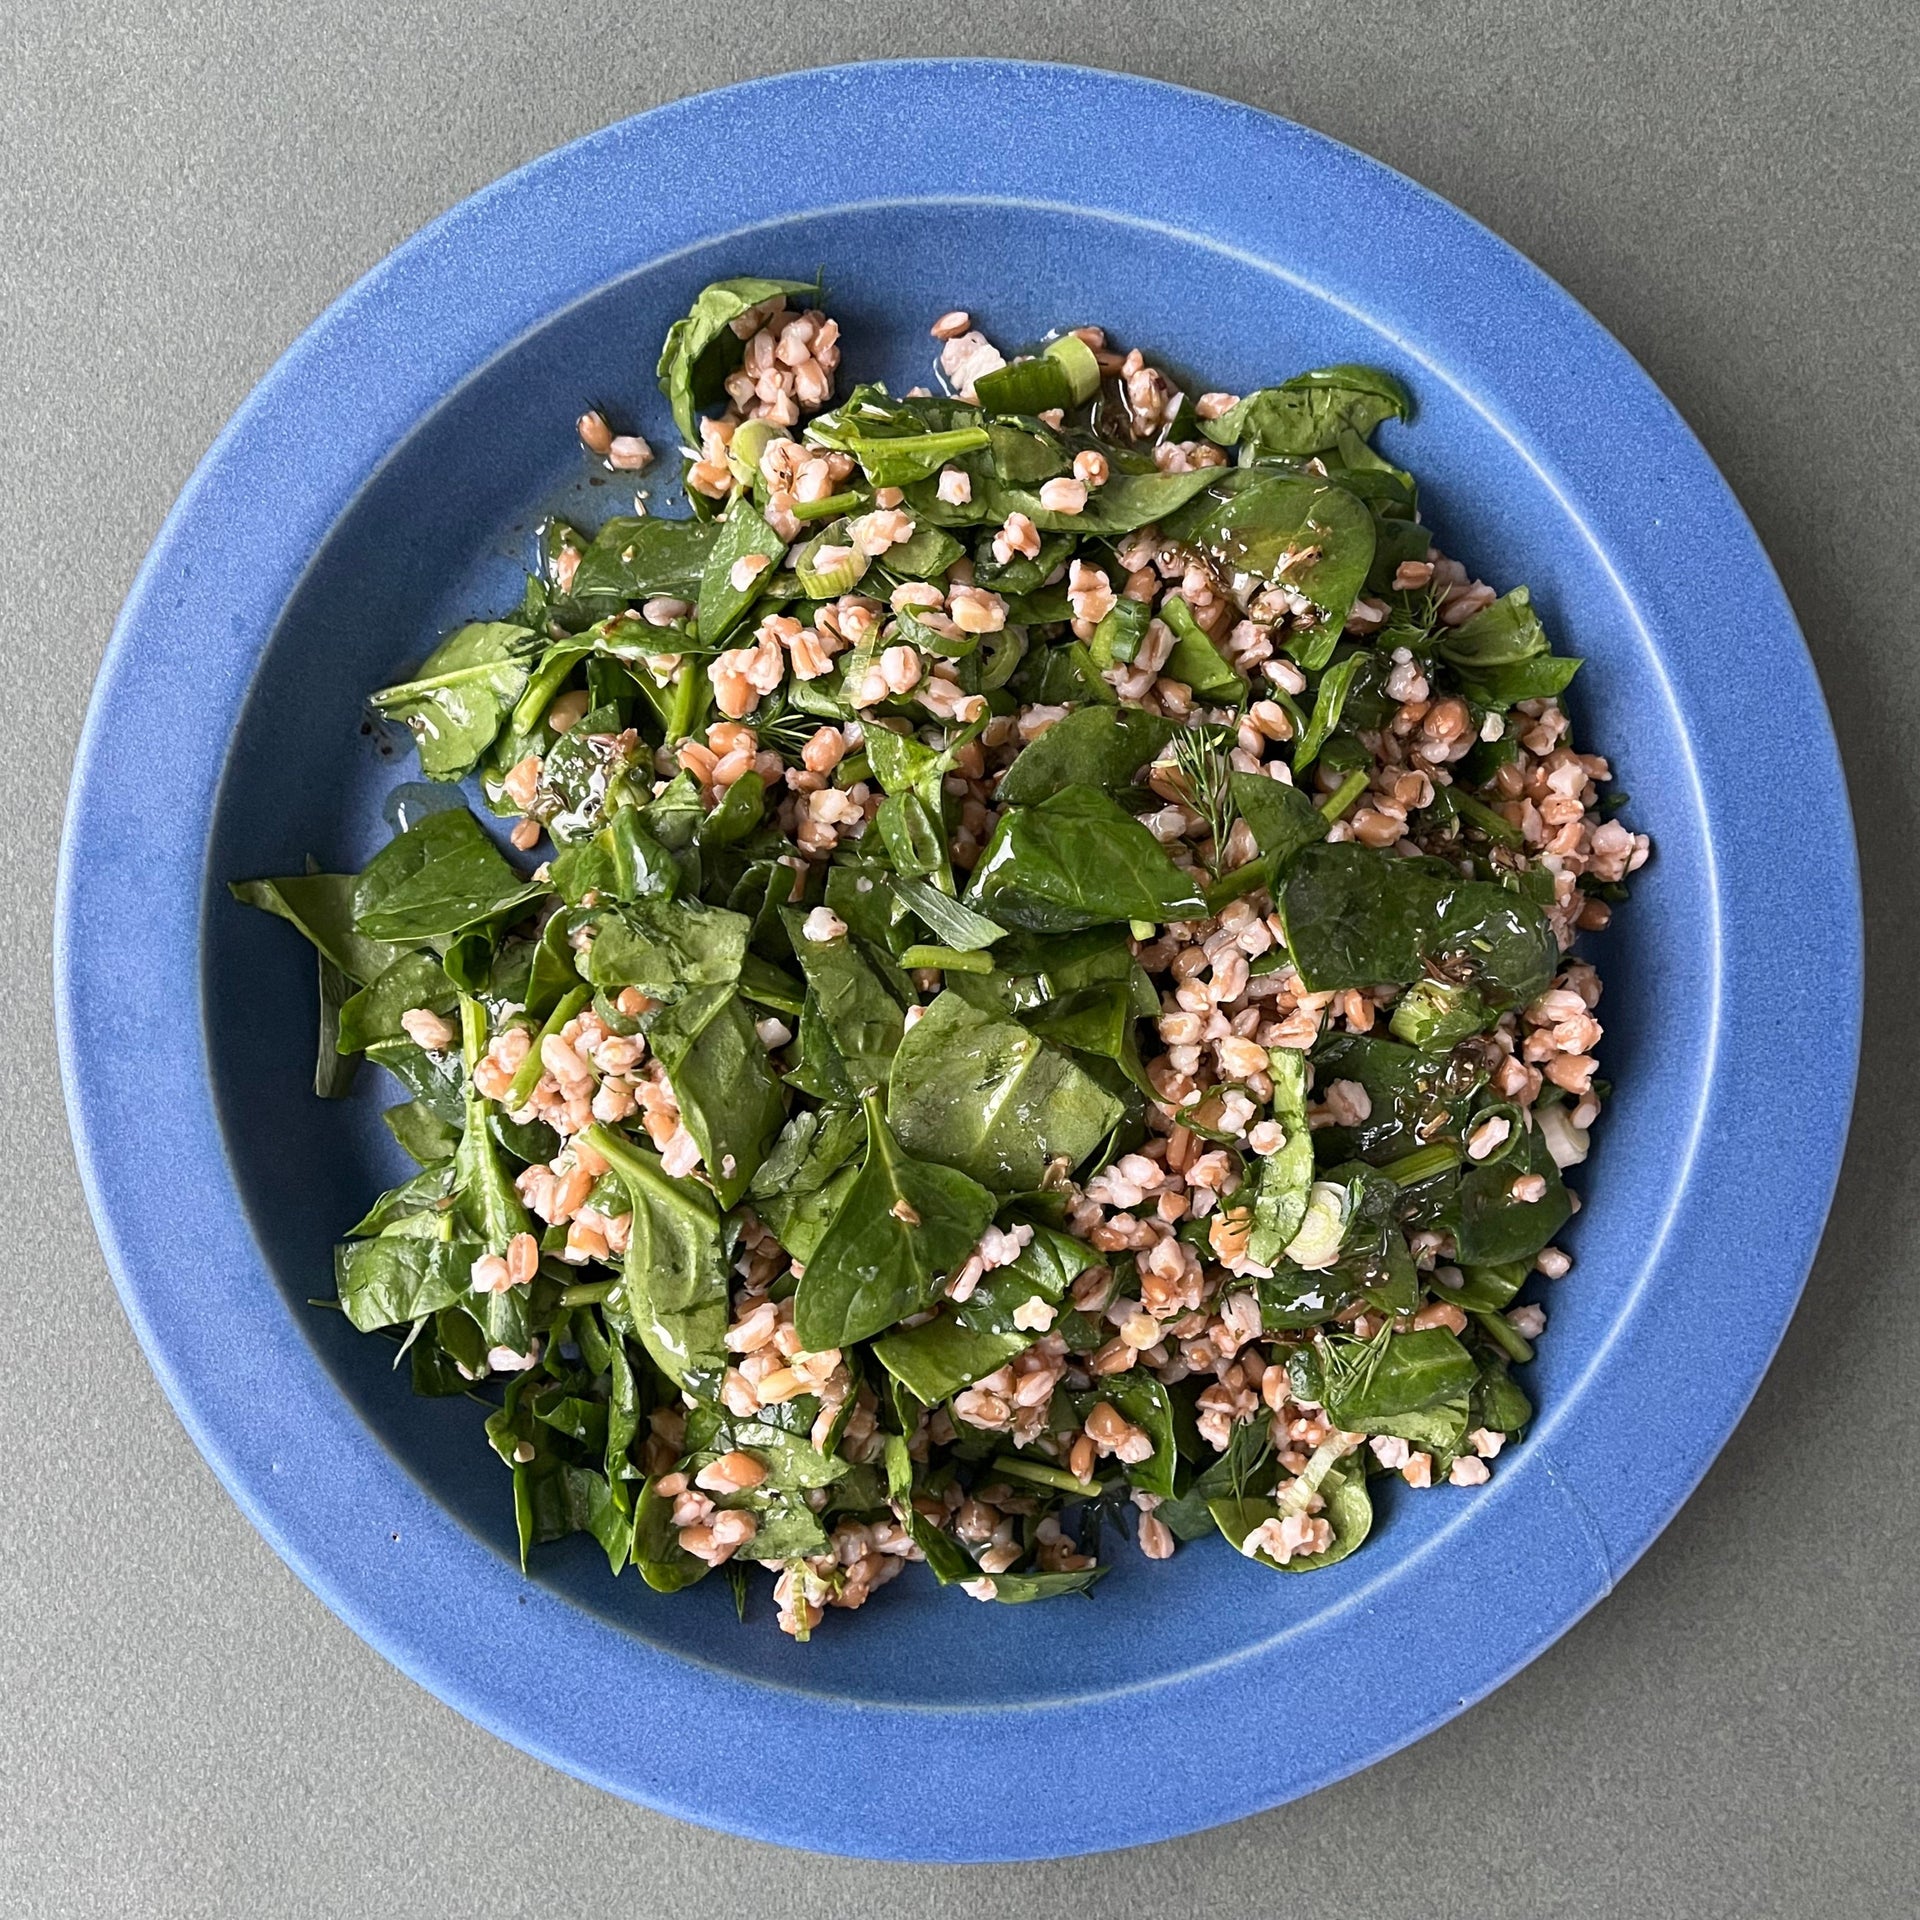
1471,1307 -> 1535,1364
788,490 -> 865,523
1379,1142 -> 1462,1187
901,944 -> 994,973
507,987 -> 590,1109
458,994 -> 487,1075
989,1455 -> 1099,1496
1449,786 -> 1524,848
1318,769 -> 1369,821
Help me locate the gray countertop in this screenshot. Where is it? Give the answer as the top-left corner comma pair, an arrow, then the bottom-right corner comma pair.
10,3 -> 1916,1913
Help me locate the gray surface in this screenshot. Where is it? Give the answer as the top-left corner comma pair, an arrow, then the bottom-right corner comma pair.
7,1 -> 1915,1912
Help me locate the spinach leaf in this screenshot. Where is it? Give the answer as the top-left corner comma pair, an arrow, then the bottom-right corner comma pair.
1161,472 -> 1375,651
566,515 -> 716,611
695,492 -> 787,647
1293,651 -> 1365,771
1310,1325 -> 1480,1426
1094,1373 -> 1179,1499
353,809 -> 545,945
791,1094 -> 996,1349
887,991 -> 1124,1192
996,706 -> 1174,807
230,871 -> 402,985
363,1036 -> 466,1125
1434,586 -> 1547,669
455,1090 -> 532,1251
334,953 -> 457,1055
969,784 -> 1208,933
1456,654 -> 1582,707
657,275 -> 817,447
368,622 -> 540,781
1471,1352 -> 1535,1434
1279,841 -> 1436,988
645,985 -> 786,1208
1023,980 -> 1151,1094
1428,881 -> 1558,1010
871,1217 -> 1092,1401
1454,1119 -> 1571,1263
864,724 -> 963,892
1199,366 -> 1410,458
976,1567 -> 1107,1603
983,466 -> 1221,536
1157,597 -> 1243,703
784,915 -> 907,1096
345,1162 -> 456,1238
894,876 -> 1007,952
581,897 -> 749,998
749,1105 -> 865,1200
1248,1049 -> 1315,1264
384,1099 -> 462,1166
1013,639 -> 1117,707
1282,842 -> 1558,1004
334,1234 -> 474,1333
632,1477 -> 709,1592
585,1124 -> 730,1390
1365,1394 -> 1471,1463
1211,1452 -> 1373,1573
824,862 -> 917,958
550,805 -> 681,907
314,952 -> 360,1099
756,1161 -> 860,1265
1228,769 -> 1326,867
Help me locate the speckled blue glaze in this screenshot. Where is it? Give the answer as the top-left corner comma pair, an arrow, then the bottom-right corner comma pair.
56,62 -> 1859,1860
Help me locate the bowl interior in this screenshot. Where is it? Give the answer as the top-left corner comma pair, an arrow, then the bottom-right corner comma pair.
203,200 -> 1708,1708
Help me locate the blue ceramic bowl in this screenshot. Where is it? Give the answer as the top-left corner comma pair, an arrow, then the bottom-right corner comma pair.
56,61 -> 1859,1859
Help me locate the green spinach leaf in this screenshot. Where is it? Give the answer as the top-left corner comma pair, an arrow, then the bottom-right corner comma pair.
969,784 -> 1208,933
369,622 -> 541,781
791,1094 -> 996,1349
887,990 -> 1124,1192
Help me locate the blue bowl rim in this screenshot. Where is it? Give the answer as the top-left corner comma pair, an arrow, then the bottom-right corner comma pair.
55,59 -> 1861,1860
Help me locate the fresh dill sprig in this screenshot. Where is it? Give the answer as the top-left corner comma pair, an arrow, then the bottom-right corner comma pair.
1169,722 -> 1239,868
1377,582 -> 1447,655
1317,1319 -> 1395,1404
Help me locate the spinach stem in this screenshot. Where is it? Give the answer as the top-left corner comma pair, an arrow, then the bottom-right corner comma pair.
507,987 -> 590,1110
1318,769 -> 1369,821
989,1455 -> 1098,1496
1471,1307 -> 1535,1364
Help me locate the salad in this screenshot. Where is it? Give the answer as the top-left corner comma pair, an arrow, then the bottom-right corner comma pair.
235,278 -> 1647,1637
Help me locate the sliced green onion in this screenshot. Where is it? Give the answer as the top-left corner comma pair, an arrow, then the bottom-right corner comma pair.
795,541 -> 869,598
1283,1181 -> 1349,1269
1449,786 -> 1524,848
458,995 -> 488,1074
902,944 -> 994,973
1092,599 -> 1146,664
1044,332 -> 1102,403
727,418 -> 780,488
